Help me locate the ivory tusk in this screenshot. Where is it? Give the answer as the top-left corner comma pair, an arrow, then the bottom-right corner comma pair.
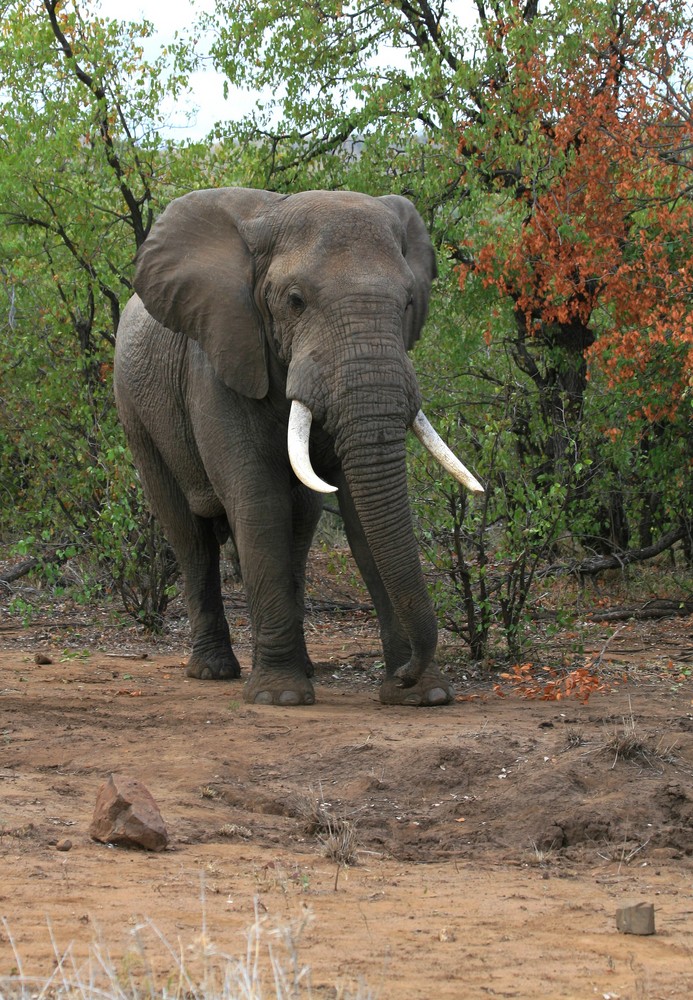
288,401 -> 338,494
412,411 -> 484,493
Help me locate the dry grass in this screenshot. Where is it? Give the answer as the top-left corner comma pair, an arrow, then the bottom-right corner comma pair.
584,699 -> 681,771
218,822 -> 253,840
0,902 -> 374,1000
200,785 -> 221,800
296,786 -> 359,886
562,728 -> 587,751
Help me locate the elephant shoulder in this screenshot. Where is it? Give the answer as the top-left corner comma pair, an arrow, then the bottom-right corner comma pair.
118,292 -> 160,330
115,294 -> 187,377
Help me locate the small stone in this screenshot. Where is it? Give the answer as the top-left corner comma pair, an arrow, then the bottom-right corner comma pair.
55,838 -> 73,852
90,774 -> 168,852
34,653 -> 53,665
616,902 -> 655,935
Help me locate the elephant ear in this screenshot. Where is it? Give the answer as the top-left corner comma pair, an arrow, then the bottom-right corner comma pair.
379,194 -> 438,350
134,187 -> 284,398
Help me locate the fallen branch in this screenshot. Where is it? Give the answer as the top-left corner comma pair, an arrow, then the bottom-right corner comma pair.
539,525 -> 688,581
530,597 -> 693,623
576,525 -> 687,577
0,542 -> 76,585
0,558 -> 40,584
584,598 -> 693,622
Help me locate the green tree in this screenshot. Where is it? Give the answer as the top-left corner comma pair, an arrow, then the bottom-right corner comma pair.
0,0 -> 208,624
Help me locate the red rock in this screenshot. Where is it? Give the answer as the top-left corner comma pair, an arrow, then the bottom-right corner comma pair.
90,774 -> 168,852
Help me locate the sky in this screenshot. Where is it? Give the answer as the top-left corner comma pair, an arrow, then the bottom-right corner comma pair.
96,0 -> 244,139
95,0 -> 473,141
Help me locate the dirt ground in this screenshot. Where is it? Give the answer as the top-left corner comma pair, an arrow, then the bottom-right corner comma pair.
1,559 -> 692,999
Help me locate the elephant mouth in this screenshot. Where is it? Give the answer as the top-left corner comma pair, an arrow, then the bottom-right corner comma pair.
287,400 -> 484,495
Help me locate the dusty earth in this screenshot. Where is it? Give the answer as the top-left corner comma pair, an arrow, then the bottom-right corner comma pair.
1,557 -> 692,999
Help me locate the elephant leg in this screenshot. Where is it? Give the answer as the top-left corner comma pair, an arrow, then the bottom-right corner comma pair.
336,476 -> 453,707
291,483 -> 323,677
229,479 -> 316,706
125,422 -> 240,680
178,515 -> 242,680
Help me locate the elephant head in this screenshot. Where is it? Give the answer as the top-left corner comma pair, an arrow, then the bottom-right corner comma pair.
131,187 -> 482,704
135,187 -> 481,493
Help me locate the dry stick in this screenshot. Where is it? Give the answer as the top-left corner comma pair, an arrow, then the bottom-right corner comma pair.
589,624 -> 627,671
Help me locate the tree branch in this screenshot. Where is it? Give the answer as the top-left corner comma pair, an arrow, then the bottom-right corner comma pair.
42,0 -> 152,247
576,525 -> 688,577
393,0 -> 459,73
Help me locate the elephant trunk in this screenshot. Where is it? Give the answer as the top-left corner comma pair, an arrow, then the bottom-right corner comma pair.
286,324 -> 480,684
287,343 -> 438,682
337,427 -> 439,682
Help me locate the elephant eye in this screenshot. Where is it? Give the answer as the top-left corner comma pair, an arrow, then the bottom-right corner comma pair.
405,295 -> 414,310
288,290 -> 306,313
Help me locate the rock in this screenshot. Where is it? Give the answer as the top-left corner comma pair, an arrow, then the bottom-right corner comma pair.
616,902 -> 655,935
55,838 -> 73,852
34,652 -> 53,665
90,774 -> 168,852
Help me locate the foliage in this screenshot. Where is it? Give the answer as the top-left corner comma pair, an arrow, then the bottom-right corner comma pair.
1,0 -> 691,650
455,0 -> 693,563
204,0 -> 466,201
88,442 -> 179,630
459,1 -> 693,418
412,327 -> 582,660
0,1 -> 229,624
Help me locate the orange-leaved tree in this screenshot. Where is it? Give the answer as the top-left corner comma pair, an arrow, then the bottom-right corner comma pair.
457,0 -> 692,556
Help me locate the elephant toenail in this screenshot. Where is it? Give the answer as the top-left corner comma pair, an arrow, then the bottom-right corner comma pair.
427,687 -> 449,705
278,690 -> 301,706
254,691 -> 273,704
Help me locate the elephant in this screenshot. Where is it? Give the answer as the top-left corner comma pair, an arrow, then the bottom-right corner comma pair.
114,187 -> 483,708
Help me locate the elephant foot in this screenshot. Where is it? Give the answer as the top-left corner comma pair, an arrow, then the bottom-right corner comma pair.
185,649 -> 242,680
379,669 -> 454,707
243,668 -> 316,706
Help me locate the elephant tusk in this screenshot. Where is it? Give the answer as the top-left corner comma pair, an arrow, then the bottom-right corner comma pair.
288,401 -> 338,494
412,411 -> 484,494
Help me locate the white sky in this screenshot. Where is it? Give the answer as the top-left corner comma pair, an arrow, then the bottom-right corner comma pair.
95,0 -> 240,139
95,0 -> 473,141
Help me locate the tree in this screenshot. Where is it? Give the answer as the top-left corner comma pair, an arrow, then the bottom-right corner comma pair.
457,0 -> 693,533
0,0 -> 207,623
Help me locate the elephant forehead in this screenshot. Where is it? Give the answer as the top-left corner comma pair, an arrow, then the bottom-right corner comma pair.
279,196 -> 405,248
274,244 -> 410,284
271,231 -> 413,293
285,189 -> 387,215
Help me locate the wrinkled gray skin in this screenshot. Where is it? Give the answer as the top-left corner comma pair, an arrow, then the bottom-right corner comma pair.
114,187 -> 451,707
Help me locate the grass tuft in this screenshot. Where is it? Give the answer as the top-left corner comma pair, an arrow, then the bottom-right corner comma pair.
296,786 -> 359,887
586,700 -> 682,771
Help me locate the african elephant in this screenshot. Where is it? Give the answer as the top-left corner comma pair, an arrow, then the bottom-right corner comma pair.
114,187 -> 482,707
